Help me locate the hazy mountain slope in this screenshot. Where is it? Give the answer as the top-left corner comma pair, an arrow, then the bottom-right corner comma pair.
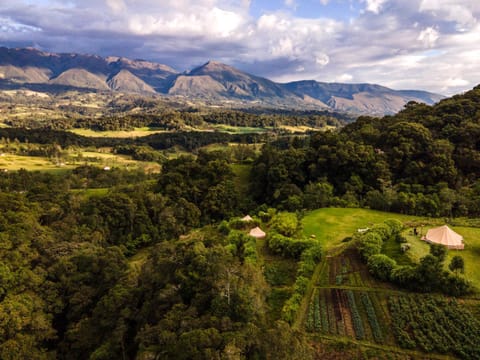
0,65 -> 51,83
284,81 -> 444,115
187,60 -> 293,99
107,69 -> 156,93
49,69 -> 109,90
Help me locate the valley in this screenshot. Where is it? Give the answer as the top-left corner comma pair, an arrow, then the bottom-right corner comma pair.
0,48 -> 480,359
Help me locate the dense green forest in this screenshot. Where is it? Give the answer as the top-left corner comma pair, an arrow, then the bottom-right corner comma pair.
251,85 -> 480,217
1,86 -> 480,359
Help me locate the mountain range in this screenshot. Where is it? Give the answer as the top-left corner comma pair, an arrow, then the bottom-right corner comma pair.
0,47 -> 444,115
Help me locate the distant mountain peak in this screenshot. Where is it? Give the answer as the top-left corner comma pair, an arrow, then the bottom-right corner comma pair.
0,47 -> 445,115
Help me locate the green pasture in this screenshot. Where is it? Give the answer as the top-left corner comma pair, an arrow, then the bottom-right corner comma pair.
0,153 -> 74,172
0,150 -> 161,173
302,208 -> 419,250
211,125 -> 268,134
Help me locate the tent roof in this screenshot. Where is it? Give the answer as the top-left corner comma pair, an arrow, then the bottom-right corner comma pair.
249,226 -> 266,238
241,215 -> 253,222
424,225 -> 464,249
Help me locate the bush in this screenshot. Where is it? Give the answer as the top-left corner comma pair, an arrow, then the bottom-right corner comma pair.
267,232 -> 312,259
269,212 -> 300,237
357,232 -> 383,259
384,218 -> 404,235
367,254 -> 397,281
390,265 -> 416,287
370,223 -> 392,240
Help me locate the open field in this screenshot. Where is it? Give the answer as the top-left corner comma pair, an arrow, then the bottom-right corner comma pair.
0,150 -> 161,173
69,127 -> 167,138
303,208 -> 480,289
211,125 -> 268,134
302,208 -> 420,250
0,153 -> 74,172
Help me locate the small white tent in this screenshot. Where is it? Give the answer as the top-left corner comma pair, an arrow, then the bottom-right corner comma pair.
422,225 -> 464,249
249,226 -> 266,239
241,215 -> 253,222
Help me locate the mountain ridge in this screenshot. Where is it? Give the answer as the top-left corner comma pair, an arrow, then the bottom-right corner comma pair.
0,47 -> 444,115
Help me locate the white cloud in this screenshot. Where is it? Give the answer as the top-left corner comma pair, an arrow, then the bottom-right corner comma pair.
105,0 -> 126,14
284,0 -> 297,9
337,73 -> 353,82
444,77 -> 469,88
315,53 -> 330,66
2,0 -> 480,95
363,0 -> 387,14
419,0 -> 480,30
417,27 -> 439,47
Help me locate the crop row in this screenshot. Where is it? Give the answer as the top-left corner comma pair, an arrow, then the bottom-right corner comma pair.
307,288 -> 388,344
388,295 -> 480,359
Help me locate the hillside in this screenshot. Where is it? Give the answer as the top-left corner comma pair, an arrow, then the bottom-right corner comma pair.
0,47 -> 443,115
0,83 -> 479,358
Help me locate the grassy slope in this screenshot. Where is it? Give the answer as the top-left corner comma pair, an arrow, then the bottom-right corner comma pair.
303,207 -> 480,290
302,208 -> 419,250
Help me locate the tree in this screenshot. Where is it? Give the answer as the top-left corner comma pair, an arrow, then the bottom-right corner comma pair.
449,255 -> 465,274
430,243 -> 447,263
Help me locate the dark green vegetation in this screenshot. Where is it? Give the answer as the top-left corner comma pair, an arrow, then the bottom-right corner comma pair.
251,85 -> 480,218
0,151 -> 323,358
1,85 -> 480,359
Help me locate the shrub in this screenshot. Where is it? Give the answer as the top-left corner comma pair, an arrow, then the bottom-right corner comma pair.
269,212 -> 300,237
384,218 -> 404,235
367,254 -> 397,281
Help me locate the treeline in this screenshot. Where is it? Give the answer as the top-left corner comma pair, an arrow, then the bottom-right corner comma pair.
4,108 -> 345,131
0,128 -> 268,152
250,85 -> 480,217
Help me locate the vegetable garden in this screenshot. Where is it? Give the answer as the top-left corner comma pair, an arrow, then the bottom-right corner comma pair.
389,295 -> 480,359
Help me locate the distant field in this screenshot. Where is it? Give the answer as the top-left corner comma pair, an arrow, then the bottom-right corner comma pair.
0,150 -> 161,173
211,125 -> 268,134
278,125 -> 334,132
0,153 -> 74,172
69,127 -> 167,138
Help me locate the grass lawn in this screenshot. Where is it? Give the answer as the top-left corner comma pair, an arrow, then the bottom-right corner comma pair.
403,225 -> 480,290
69,127 -> 167,138
302,208 -> 419,250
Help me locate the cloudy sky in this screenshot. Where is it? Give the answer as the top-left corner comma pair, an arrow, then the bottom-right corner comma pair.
1,0 -> 479,95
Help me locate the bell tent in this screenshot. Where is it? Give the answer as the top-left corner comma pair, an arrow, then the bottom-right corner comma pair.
422,225 -> 464,250
249,227 -> 266,239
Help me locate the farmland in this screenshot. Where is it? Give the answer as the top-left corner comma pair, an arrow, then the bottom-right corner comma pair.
298,208 -> 480,358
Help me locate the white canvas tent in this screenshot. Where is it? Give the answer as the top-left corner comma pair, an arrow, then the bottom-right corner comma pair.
241,215 -> 253,222
422,225 -> 464,250
249,226 -> 266,239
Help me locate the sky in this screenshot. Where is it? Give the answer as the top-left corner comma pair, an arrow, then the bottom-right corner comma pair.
1,0 -> 479,95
